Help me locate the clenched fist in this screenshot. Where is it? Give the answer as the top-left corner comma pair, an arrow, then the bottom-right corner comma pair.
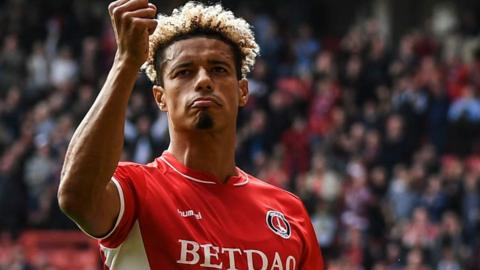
108,0 -> 158,68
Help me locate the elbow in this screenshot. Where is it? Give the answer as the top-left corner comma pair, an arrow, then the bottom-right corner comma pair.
57,187 -> 76,217
57,184 -> 87,220
58,169 -> 76,215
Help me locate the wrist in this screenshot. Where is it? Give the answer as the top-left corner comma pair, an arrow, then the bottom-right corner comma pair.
113,51 -> 145,72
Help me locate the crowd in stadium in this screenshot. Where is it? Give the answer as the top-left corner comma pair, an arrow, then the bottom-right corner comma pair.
0,0 -> 479,269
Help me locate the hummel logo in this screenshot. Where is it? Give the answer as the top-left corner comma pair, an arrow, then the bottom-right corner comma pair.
178,209 -> 202,220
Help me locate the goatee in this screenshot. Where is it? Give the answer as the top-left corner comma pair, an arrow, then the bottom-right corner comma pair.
195,112 -> 214,129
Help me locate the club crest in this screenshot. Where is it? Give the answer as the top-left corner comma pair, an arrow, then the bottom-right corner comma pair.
266,210 -> 291,239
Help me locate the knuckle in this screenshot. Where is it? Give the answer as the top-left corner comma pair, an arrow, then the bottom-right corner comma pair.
112,6 -> 122,17
123,12 -> 136,24
138,0 -> 148,6
108,3 -> 115,14
120,11 -> 129,20
148,3 -> 156,11
131,18 -> 141,28
108,0 -> 120,11
145,11 -> 154,19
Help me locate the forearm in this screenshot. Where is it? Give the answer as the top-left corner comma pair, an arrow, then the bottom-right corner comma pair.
57,0 -> 157,236
59,56 -> 138,214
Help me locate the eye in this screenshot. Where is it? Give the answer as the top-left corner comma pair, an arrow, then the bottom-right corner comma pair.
212,66 -> 227,74
174,69 -> 191,77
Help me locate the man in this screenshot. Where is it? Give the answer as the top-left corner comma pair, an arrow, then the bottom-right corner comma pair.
58,0 -> 324,269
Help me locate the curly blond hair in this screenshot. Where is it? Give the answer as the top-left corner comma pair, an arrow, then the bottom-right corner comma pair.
141,1 -> 259,84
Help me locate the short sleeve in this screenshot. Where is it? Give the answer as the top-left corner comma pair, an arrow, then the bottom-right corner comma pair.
97,163 -> 140,248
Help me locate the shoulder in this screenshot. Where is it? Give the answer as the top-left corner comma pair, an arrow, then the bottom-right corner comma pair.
248,175 -> 299,198
114,158 -> 168,182
117,158 -> 167,173
245,174 -> 312,228
246,174 -> 305,208
116,161 -> 146,171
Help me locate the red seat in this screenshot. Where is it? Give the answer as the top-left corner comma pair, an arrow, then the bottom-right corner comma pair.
19,230 -> 99,270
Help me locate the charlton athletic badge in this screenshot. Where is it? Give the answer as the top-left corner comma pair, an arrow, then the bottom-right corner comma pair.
266,210 -> 291,239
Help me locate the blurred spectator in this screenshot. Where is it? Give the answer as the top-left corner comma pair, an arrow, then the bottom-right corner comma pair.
357,36 -> 390,106
26,42 -> 49,92
281,116 -> 311,179
293,23 -> 320,74
419,175 -> 448,223
441,156 -> 464,214
80,37 -> 100,84
426,77 -> 449,154
402,207 -> 439,249
0,86 -> 22,145
252,14 -> 280,67
437,246 -> 461,270
404,247 -> 430,270
341,160 -> 373,231
72,84 -> 95,122
369,166 -> 388,199
129,115 -> 155,164
237,109 -> 268,173
461,173 -> 480,247
151,111 -> 169,150
0,35 -> 24,90
305,153 -> 341,202
447,84 -> 480,122
385,241 -> 403,269
258,157 -> 289,189
435,212 -> 464,263
50,46 -> 78,88
308,75 -> 340,141
264,91 -> 292,145
380,114 -> 410,171
340,227 -> 366,269
311,201 -> 337,257
23,142 -> 54,226
32,102 -> 55,145
388,165 -> 419,220
362,130 -> 382,167
447,84 -> 480,155
391,72 -> 428,151
246,59 -> 269,110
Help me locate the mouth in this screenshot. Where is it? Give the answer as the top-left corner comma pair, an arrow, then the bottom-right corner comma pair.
189,96 -> 222,108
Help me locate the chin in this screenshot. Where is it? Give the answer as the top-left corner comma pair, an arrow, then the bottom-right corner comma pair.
195,112 -> 215,130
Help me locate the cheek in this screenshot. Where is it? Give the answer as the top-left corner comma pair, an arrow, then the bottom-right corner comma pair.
163,82 -> 183,108
168,93 -> 185,114
220,80 -> 240,103
167,92 -> 194,122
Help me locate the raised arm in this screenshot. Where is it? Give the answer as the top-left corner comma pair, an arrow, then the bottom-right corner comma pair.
58,0 -> 157,237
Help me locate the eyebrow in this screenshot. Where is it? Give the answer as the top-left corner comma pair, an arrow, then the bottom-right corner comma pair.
169,59 -> 233,74
168,61 -> 193,75
208,59 -> 232,68
208,59 -> 228,65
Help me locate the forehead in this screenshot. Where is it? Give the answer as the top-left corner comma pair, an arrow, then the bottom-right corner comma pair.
163,37 -> 235,67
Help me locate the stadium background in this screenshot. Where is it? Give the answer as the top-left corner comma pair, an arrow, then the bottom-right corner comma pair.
1,0 -> 480,269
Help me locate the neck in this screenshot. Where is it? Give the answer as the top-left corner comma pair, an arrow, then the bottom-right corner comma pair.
167,129 -> 237,183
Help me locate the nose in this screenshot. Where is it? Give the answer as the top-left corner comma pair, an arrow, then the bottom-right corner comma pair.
194,67 -> 213,92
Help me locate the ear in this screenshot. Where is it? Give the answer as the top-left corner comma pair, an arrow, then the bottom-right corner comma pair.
238,79 -> 249,107
152,85 -> 167,111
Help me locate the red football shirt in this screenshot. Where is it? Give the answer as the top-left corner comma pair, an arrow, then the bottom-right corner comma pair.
86,152 -> 323,269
